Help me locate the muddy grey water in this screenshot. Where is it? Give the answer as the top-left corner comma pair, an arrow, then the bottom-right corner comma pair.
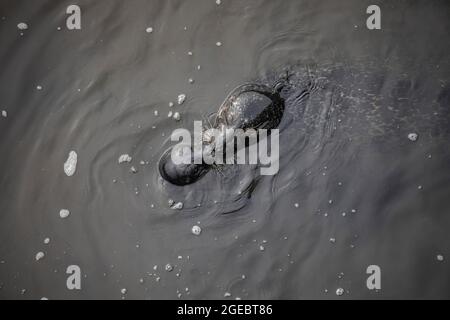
0,0 -> 449,300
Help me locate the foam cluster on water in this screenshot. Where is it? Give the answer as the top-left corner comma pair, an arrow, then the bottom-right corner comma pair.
118,154 -> 132,164
17,22 -> 28,30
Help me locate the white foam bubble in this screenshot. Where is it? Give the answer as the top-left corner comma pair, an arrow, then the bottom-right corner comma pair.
64,151 -> 77,177
59,209 -> 70,219
191,225 -> 202,236
17,22 -> 28,30
165,263 -> 173,272
173,112 -> 181,121
408,133 -> 418,142
178,94 -> 186,105
171,202 -> 183,210
35,252 -> 45,261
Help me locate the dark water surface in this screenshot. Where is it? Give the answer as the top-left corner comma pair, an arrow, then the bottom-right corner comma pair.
0,0 -> 449,299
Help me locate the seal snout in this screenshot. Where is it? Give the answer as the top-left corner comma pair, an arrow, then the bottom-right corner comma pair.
158,147 -> 209,186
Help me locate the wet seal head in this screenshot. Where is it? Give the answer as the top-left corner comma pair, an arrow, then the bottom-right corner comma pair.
158,82 -> 286,186
215,83 -> 285,131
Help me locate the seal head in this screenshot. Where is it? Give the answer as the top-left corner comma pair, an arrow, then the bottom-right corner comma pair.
215,84 -> 285,130
158,83 -> 285,186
